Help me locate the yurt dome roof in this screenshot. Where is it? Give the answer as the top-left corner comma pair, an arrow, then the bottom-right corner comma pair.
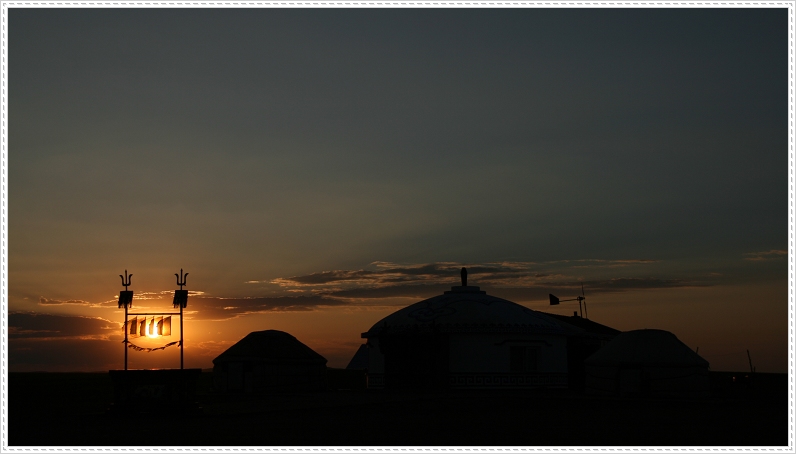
584,329 -> 708,368
213,330 -> 327,365
362,283 -> 568,338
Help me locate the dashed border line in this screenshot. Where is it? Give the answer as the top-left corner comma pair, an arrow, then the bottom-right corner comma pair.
0,0 -> 793,453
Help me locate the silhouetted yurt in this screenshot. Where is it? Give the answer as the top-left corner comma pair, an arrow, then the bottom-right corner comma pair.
213,330 -> 327,393
360,270 -> 572,390
584,329 -> 709,397
543,312 -> 622,391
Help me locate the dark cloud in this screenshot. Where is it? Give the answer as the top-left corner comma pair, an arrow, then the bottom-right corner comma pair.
322,277 -> 699,303
743,250 -> 787,261
276,262 -> 463,286
568,259 -> 661,268
585,277 -> 697,291
147,274 -> 705,313
9,337 -> 123,372
38,297 -> 92,306
376,263 -> 461,276
282,269 -> 378,285
276,261 -> 537,289
9,312 -> 118,339
325,283 -> 451,299
187,295 -> 348,320
273,260 -> 679,299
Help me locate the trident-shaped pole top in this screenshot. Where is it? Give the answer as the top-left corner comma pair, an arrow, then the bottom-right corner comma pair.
120,269 -> 132,290
176,268 -> 188,290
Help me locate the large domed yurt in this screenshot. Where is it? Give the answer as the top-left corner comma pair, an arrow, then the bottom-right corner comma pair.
361,268 -> 572,390
584,329 -> 710,397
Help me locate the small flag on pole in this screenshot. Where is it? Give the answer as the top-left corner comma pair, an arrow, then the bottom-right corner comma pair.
118,290 -> 133,308
173,290 -> 188,308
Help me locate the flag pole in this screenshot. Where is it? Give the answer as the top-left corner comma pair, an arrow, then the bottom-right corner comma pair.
180,304 -> 184,370
175,268 -> 188,370
124,305 -> 128,370
119,270 -> 133,371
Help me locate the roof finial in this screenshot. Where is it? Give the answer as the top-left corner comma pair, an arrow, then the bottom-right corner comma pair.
461,267 -> 467,287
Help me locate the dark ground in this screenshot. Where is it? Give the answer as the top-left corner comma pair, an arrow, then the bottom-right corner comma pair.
7,371 -> 789,446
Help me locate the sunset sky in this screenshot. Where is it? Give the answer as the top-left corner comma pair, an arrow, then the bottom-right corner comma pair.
7,6 -> 789,373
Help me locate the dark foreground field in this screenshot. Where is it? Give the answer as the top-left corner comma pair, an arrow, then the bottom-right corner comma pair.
8,372 -> 788,446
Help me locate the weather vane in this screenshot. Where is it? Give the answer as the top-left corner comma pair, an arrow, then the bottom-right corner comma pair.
549,282 -> 588,319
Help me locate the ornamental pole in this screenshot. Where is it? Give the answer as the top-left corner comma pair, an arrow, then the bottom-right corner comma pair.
174,269 -> 189,370
181,303 -> 184,369
118,270 -> 133,370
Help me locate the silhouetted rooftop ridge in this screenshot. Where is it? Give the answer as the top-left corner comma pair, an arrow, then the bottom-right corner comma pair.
362,269 -> 569,338
542,312 -> 621,337
585,329 -> 708,368
213,329 -> 327,365
444,285 -> 486,294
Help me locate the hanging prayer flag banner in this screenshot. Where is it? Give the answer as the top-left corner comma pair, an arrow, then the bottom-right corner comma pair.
128,316 -> 138,337
139,317 -> 146,337
162,316 -> 172,336
123,339 -> 181,352
153,316 -> 162,336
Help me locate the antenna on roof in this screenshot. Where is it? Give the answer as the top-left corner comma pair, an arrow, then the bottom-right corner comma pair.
581,283 -> 587,319
549,282 -> 588,319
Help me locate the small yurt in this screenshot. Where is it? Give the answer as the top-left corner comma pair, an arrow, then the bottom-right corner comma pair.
584,329 -> 710,397
213,330 -> 327,393
543,312 -> 621,391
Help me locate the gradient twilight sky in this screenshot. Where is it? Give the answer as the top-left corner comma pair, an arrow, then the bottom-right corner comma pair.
7,6 -> 789,373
